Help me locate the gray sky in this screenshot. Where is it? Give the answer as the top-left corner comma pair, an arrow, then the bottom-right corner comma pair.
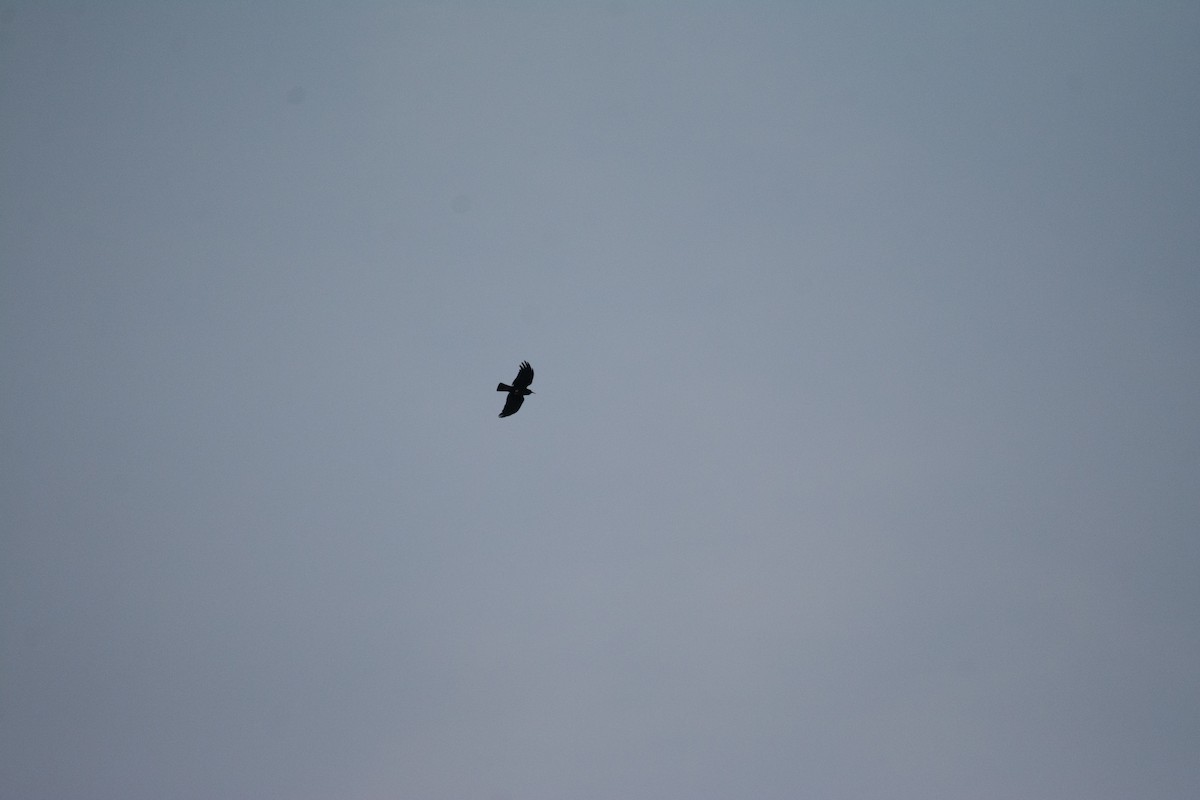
2,2 -> 1198,798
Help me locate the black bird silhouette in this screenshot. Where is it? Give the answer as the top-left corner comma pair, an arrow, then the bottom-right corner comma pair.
496,361 -> 535,418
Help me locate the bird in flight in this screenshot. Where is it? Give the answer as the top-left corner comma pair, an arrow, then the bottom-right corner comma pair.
497,361 -> 535,418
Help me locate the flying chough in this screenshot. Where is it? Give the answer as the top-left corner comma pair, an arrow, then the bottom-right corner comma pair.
497,361 -> 534,418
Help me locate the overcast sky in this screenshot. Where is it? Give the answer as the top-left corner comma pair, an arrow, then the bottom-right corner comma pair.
2,3 -> 1198,799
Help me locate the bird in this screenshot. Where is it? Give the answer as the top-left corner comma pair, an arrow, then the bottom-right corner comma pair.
496,361 -> 534,418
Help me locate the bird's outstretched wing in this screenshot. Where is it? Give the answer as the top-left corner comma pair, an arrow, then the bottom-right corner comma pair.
512,361 -> 534,390
499,392 -> 525,418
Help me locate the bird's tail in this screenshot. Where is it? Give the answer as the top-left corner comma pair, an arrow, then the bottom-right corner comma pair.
496,383 -> 514,392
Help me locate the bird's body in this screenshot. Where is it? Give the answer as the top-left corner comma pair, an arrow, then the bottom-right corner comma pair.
497,361 -> 535,417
